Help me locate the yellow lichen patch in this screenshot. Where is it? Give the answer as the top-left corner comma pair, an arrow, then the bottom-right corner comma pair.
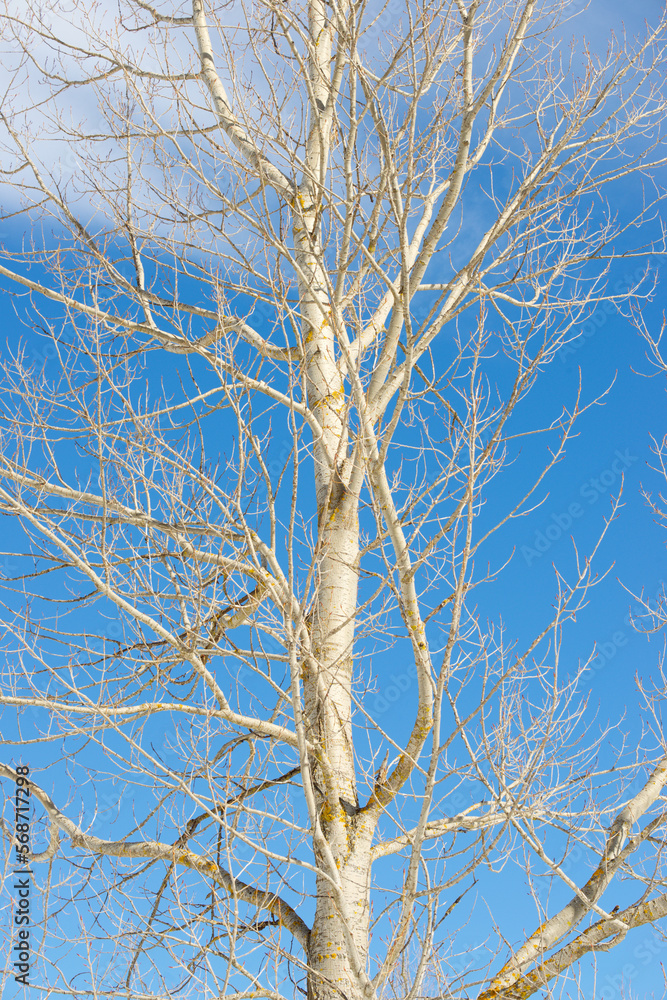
321,801 -> 334,823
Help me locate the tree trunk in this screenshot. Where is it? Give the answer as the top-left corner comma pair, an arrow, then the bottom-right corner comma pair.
296,208 -> 375,996
308,827 -> 374,1000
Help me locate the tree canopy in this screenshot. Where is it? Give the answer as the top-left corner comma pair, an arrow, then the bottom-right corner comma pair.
1,2 -> 667,998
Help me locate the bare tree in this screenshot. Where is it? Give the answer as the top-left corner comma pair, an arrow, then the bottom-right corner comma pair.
0,1 -> 666,998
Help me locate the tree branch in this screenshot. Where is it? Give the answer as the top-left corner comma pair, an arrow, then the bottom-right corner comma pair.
192,0 -> 294,200
479,891 -> 667,1000
0,763 -> 311,951
483,756 -> 667,995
